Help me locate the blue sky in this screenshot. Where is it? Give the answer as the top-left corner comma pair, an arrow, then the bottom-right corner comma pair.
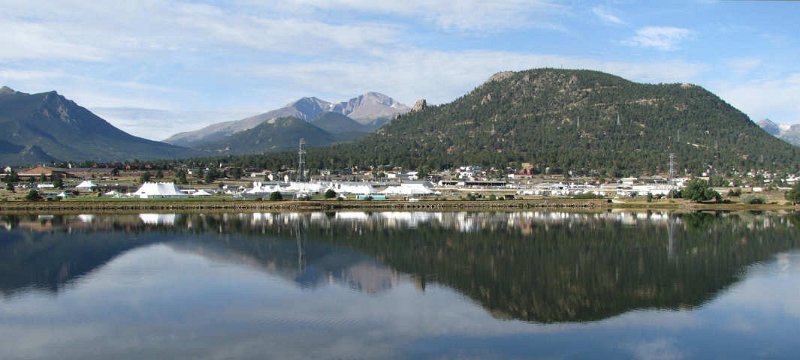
1,0 -> 798,140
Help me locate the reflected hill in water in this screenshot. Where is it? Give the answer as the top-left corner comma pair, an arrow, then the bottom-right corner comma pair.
2,211 -> 799,323
0,213 -> 400,296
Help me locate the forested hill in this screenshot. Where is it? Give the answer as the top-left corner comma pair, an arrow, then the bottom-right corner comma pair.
286,69 -> 797,176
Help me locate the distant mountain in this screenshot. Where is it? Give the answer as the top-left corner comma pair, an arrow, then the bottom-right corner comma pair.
757,118 -> 800,147
312,112 -> 370,134
165,93 -> 409,148
199,117 -> 336,155
0,86 -> 201,165
331,92 -> 410,125
757,119 -> 781,136
290,69 -> 799,175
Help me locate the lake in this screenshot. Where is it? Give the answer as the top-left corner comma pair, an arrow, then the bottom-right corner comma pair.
1,211 -> 799,359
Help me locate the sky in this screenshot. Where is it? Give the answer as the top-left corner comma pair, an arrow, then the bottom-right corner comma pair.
0,0 -> 798,141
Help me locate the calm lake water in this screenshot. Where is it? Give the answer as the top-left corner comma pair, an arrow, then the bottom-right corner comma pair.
1,211 -> 799,359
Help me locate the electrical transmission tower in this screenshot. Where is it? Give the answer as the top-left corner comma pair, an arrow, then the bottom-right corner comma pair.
298,138 -> 306,182
669,153 -> 676,197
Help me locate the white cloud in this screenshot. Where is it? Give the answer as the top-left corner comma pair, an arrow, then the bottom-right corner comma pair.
726,58 -> 762,76
0,18 -> 105,61
241,49 -> 706,107
91,107 -> 257,140
625,26 -> 692,51
0,1 -> 404,61
171,3 -> 401,54
626,338 -> 686,360
0,69 -> 69,82
273,0 -> 567,32
592,6 -> 625,25
712,73 -> 800,124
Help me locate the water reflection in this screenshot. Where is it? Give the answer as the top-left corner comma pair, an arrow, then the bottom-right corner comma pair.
2,211 -> 799,324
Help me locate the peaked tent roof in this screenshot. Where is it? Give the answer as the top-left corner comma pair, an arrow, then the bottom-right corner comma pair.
76,180 -> 97,189
133,182 -> 186,197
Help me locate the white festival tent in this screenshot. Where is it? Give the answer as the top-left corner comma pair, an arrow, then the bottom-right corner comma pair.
244,182 -> 285,197
379,182 -> 436,196
133,182 -> 188,199
76,180 -> 97,190
191,189 -> 212,197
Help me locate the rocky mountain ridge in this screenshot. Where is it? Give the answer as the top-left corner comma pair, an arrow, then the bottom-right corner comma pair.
757,118 -> 800,147
164,92 -> 409,148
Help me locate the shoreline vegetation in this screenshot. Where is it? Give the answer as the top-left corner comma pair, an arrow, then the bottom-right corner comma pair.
1,198 -> 797,214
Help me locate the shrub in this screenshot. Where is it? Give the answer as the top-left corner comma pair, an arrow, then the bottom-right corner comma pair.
573,193 -> 605,199
25,189 -> 42,201
786,183 -> 800,205
727,188 -> 742,197
324,189 -> 337,199
269,191 -> 283,201
740,194 -> 766,205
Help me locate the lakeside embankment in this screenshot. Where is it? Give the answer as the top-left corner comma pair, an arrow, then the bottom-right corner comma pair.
1,198 -> 797,213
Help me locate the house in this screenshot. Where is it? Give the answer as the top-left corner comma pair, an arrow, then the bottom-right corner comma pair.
17,166 -> 71,179
66,168 -> 115,178
386,171 -> 419,181
133,182 -> 188,199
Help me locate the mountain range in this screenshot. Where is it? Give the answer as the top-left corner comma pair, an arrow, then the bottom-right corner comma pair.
757,119 -> 800,147
3,69 -> 798,174
164,92 -> 409,148
0,86 -> 200,165
270,68 -> 799,175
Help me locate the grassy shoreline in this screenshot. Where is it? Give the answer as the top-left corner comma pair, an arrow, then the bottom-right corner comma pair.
1,198 -> 797,214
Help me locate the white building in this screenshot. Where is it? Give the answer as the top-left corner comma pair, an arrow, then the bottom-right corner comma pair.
133,182 -> 188,199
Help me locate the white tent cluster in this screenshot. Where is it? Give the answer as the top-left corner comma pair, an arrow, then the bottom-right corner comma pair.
379,182 -> 436,196
243,182 -> 286,197
327,182 -> 375,195
243,181 -> 378,198
133,182 -> 188,199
